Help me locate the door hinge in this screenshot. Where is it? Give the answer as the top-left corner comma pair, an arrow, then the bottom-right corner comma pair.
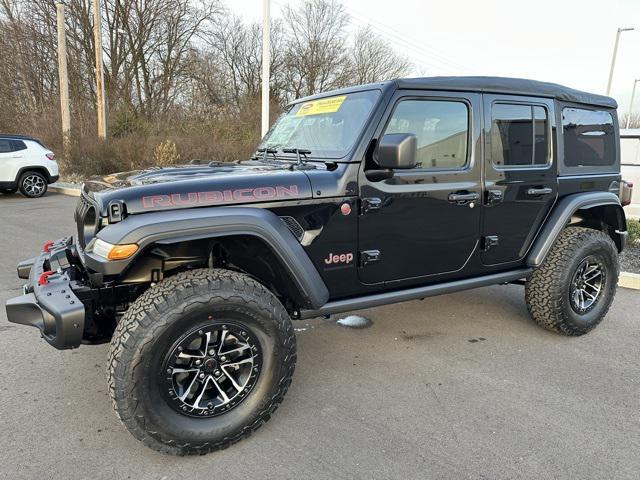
361,197 -> 382,214
481,236 -> 499,251
359,249 -> 381,266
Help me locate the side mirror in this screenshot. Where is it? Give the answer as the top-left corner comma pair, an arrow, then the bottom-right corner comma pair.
377,133 -> 417,169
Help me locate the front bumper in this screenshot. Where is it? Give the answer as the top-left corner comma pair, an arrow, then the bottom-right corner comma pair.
5,237 -> 85,349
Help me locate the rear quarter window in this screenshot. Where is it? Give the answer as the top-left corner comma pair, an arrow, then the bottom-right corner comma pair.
562,108 -> 616,167
11,140 -> 27,152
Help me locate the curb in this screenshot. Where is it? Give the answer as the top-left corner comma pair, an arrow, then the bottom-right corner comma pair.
49,184 -> 81,197
619,271 -> 640,290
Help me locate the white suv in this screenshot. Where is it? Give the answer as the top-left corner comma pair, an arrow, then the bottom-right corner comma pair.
0,135 -> 58,198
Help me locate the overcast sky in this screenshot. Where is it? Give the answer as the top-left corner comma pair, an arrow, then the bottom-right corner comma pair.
228,0 -> 640,115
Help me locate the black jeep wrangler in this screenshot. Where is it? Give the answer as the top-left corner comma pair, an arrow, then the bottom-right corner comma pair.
6,77 -> 631,455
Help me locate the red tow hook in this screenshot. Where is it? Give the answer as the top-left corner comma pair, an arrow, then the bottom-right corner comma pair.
42,241 -> 54,253
38,270 -> 55,286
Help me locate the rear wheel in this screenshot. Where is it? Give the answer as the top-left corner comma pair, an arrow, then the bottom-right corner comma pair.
107,269 -> 296,455
18,171 -> 47,198
525,227 -> 619,336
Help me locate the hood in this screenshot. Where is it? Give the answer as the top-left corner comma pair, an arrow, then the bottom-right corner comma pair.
85,161 -> 314,216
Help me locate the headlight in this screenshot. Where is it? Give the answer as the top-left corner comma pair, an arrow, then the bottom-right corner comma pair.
89,238 -> 138,261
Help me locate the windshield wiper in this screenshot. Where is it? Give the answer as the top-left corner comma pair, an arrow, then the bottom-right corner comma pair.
282,148 -> 311,167
254,147 -> 279,162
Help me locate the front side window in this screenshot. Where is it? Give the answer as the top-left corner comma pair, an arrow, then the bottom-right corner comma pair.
383,99 -> 469,169
491,103 -> 549,167
562,108 -> 615,167
260,90 -> 381,159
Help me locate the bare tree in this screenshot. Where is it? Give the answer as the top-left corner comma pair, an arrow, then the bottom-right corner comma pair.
281,0 -> 350,99
348,26 -> 412,84
0,0 -> 414,172
620,112 -> 640,130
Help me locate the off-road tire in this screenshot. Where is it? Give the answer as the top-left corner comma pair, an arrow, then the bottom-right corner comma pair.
107,268 -> 296,455
525,226 -> 619,336
18,171 -> 47,198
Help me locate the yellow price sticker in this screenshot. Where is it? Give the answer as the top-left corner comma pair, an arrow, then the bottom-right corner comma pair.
296,95 -> 347,117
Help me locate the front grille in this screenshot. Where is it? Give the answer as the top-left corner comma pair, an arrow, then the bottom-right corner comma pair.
280,216 -> 304,241
75,192 -> 98,248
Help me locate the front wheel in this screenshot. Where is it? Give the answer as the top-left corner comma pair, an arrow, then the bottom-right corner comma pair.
107,269 -> 296,455
525,227 -> 619,336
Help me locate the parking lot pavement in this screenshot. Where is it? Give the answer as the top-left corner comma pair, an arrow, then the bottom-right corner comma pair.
1,192 -> 639,480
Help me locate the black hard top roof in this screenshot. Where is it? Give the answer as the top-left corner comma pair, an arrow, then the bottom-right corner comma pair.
293,76 -> 617,109
396,77 -> 617,108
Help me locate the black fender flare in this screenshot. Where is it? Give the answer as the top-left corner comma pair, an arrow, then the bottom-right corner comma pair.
15,166 -> 54,183
85,207 -> 330,309
526,192 -> 627,267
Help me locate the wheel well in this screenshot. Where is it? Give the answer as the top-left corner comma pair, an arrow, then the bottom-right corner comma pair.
118,235 -> 307,311
569,204 -> 627,251
17,167 -> 51,183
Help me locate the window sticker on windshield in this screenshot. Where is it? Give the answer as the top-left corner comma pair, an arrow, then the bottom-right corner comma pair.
296,95 -> 346,117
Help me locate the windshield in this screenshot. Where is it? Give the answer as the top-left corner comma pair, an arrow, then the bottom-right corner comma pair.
259,89 -> 381,159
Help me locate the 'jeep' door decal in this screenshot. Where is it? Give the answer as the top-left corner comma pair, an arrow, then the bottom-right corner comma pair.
324,252 -> 354,265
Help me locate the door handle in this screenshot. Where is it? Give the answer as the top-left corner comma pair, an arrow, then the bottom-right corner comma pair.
526,187 -> 553,196
448,191 -> 480,203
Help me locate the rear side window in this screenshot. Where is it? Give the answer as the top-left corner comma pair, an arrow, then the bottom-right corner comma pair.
0,139 -> 12,153
0,139 -> 27,153
562,108 -> 615,167
490,103 -> 549,167
383,99 -> 469,169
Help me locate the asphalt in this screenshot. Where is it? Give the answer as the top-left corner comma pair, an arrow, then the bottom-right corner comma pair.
1,192 -> 639,480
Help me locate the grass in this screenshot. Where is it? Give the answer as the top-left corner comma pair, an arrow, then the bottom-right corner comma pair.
628,218 -> 640,245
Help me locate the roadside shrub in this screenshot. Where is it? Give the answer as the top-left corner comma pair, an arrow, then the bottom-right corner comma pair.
628,218 -> 640,245
110,111 -> 149,138
153,140 -> 181,166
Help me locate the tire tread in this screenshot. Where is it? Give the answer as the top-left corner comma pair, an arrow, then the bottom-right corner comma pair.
107,268 -> 296,455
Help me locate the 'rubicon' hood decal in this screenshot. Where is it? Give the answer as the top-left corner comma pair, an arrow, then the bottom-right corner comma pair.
142,185 -> 300,209
85,162 -> 313,215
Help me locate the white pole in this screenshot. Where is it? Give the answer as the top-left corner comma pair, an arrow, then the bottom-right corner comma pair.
606,27 -> 634,96
56,2 -> 71,160
261,0 -> 271,138
93,0 -> 107,139
626,79 -> 639,129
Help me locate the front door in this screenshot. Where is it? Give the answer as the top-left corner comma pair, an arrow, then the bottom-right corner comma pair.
481,94 -> 558,265
358,91 -> 482,285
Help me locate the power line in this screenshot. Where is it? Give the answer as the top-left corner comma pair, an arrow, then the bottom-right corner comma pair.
342,5 -> 471,73
272,0 -> 472,75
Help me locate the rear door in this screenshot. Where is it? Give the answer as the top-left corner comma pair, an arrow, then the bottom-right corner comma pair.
481,95 -> 558,265
0,139 -> 26,182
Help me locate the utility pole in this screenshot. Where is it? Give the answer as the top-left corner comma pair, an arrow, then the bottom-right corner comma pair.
606,27 -> 634,96
93,0 -> 107,139
261,0 -> 271,137
56,2 -> 71,159
626,79 -> 640,129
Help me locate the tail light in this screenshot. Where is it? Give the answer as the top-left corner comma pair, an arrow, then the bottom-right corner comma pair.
45,153 -> 55,161
621,180 -> 633,207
